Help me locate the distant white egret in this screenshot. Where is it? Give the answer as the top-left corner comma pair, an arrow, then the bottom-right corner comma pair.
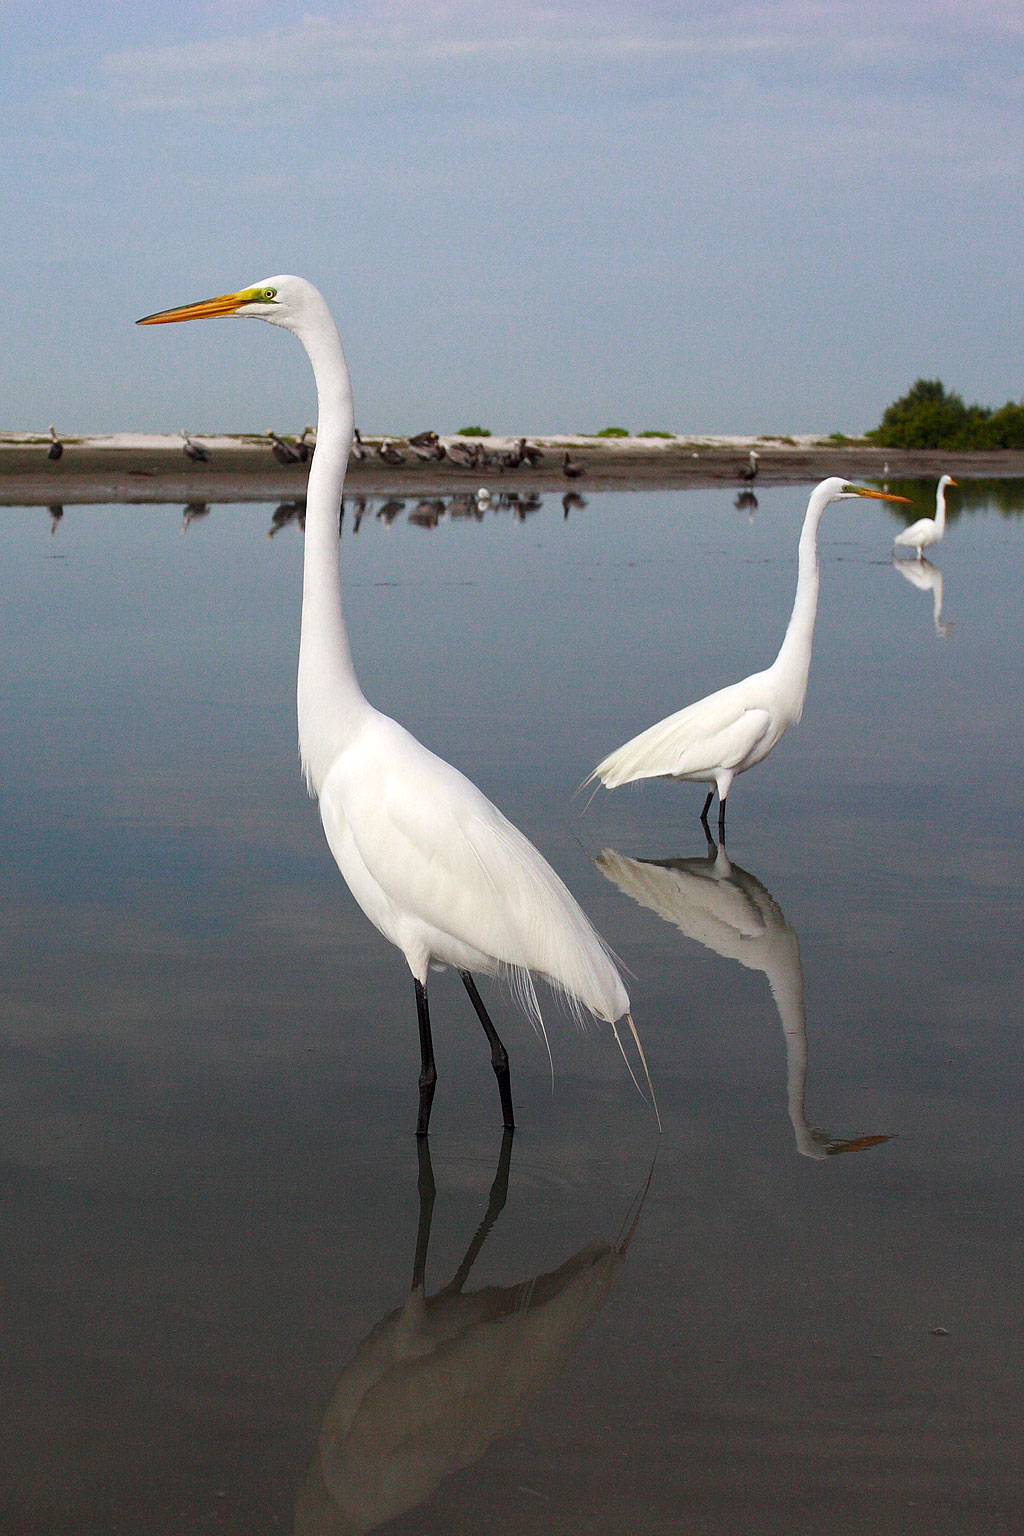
589,477 -> 911,833
138,275 -> 653,1135
893,473 -> 957,559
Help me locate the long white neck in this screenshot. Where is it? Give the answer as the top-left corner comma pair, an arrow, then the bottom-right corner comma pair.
934,478 -> 949,534
292,308 -> 372,793
769,486 -> 830,718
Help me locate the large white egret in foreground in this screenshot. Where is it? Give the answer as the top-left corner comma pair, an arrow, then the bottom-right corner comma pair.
893,473 -> 957,559
138,276 -> 652,1136
589,477 -> 911,833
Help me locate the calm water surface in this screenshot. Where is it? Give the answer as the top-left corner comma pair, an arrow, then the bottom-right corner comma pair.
1,484 -> 1022,1534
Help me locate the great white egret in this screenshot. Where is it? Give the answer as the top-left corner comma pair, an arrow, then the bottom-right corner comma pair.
138,275 -> 652,1135
589,477 -> 911,833
893,473 -> 957,559
596,842 -> 891,1159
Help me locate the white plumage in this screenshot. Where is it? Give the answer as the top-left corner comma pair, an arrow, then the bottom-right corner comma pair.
893,473 -> 956,558
590,477 -> 910,832
138,274 -> 651,1134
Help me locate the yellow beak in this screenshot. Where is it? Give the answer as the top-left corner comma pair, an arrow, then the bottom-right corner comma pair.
854,487 -> 913,504
137,290 -> 254,325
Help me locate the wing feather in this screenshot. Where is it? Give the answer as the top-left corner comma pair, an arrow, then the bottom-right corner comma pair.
323,717 -> 628,1023
592,680 -> 772,788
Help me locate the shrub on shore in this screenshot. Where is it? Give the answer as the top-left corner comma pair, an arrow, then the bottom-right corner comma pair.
870,379 -> 1024,449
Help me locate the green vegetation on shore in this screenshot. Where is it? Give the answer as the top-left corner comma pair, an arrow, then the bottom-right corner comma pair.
870,379 -> 1024,449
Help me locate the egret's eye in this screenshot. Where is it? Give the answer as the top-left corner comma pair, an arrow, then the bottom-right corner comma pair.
262,287 -> 277,301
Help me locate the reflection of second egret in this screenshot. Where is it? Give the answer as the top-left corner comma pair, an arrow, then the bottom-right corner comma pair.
596,841 -> 891,1159
893,555 -> 953,638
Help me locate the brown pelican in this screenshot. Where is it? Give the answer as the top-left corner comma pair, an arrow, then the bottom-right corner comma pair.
180,430 -> 210,463
376,439 -> 406,465
739,449 -> 760,485
446,440 -> 480,469
267,429 -> 303,464
562,450 -> 585,479
350,426 -> 368,461
47,425 -> 63,460
407,429 -> 439,448
521,441 -> 545,466
409,438 -> 446,462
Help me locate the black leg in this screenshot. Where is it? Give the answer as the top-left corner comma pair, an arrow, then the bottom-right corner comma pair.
411,1135 -> 436,1289
415,979 -> 437,1138
700,789 -> 714,830
460,971 -> 515,1131
718,795 -> 727,836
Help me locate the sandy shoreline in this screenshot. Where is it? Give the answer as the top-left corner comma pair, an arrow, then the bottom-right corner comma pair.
2,432 -> 1023,505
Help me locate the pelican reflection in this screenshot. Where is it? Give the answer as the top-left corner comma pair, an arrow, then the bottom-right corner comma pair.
295,1134 -> 644,1535
893,556 -> 953,638
596,841 -> 891,1160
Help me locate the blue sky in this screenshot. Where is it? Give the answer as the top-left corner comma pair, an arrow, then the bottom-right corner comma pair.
4,1 -> 1023,435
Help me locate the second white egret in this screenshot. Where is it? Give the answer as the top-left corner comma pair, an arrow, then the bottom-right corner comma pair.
893,473 -> 957,559
589,477 -> 911,833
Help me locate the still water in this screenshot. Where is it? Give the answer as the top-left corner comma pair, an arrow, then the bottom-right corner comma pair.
1,483 -> 1022,1534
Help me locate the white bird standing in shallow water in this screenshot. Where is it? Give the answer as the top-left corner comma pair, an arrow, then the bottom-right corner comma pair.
893,473 -> 957,559
138,275 -> 653,1136
589,477 -> 911,835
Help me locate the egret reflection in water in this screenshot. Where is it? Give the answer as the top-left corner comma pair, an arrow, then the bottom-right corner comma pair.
893,555 -> 954,638
294,1135 -> 644,1536
596,842 -> 892,1159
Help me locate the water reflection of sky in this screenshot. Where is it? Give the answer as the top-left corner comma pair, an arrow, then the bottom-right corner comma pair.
1,484 -> 1022,1532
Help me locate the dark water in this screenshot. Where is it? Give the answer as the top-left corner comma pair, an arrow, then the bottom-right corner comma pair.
1,484 -> 1022,1534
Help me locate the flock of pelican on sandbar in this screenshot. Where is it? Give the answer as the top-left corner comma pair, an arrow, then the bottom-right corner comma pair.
127,275 -> 960,1138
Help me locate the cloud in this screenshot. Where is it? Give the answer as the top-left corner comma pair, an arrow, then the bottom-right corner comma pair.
92,1 -> 1024,121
